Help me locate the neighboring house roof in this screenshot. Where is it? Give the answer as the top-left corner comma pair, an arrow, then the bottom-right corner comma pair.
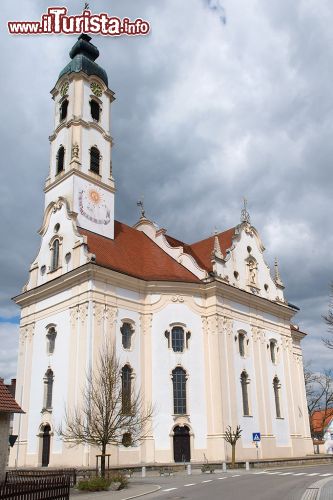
0,379 -> 24,414
311,409 -> 333,433
79,222 -> 201,283
5,379 -> 16,398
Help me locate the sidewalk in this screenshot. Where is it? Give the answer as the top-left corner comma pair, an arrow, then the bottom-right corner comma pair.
300,476 -> 333,500
319,477 -> 333,500
70,481 -> 160,500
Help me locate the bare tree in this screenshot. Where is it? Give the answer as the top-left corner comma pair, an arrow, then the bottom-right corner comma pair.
58,343 -> 153,477
304,364 -> 333,440
323,283 -> 333,348
224,425 -> 242,468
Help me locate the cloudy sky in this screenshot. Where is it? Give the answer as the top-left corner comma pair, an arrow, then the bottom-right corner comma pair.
1,0 -> 333,380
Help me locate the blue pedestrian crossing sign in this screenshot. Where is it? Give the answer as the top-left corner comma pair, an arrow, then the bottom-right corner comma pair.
252,433 -> 261,442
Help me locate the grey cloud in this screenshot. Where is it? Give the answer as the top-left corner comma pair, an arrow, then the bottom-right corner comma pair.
0,324 -> 19,382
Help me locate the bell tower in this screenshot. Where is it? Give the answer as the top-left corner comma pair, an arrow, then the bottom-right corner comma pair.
45,34 -> 115,239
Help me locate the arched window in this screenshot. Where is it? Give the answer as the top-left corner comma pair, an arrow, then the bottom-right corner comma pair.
172,327 -> 184,352
273,376 -> 281,418
241,371 -> 250,416
172,367 -> 187,415
43,368 -> 54,410
121,322 -> 134,349
121,365 -> 132,414
90,100 -> 100,121
90,146 -> 100,174
46,327 -> 57,355
51,239 -> 59,271
60,99 -> 68,121
56,146 -> 65,174
270,340 -> 277,364
238,332 -> 245,357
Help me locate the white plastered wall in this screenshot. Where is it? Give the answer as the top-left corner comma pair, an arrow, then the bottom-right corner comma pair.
151,302 -> 207,460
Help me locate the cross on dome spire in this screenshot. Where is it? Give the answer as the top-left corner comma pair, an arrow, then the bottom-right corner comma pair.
137,197 -> 146,219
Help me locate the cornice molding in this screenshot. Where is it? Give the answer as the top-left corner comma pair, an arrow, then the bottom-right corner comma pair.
14,262 -> 297,323
49,117 -> 113,144
44,169 -> 115,194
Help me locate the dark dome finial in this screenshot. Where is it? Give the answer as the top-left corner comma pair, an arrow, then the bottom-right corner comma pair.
69,33 -> 99,61
58,34 -> 108,86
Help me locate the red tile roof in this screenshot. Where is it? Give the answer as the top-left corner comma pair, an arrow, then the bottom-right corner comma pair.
188,228 -> 236,271
79,222 -> 201,283
311,409 -> 333,433
0,379 -> 24,413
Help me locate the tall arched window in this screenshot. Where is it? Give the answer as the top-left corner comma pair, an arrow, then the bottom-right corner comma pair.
90,100 -> 100,121
43,368 -> 54,410
56,146 -> 65,174
60,99 -> 68,121
273,376 -> 281,418
172,367 -> 187,415
121,365 -> 132,414
51,239 -> 59,271
238,332 -> 245,357
90,146 -> 100,174
46,327 -> 57,355
270,340 -> 277,364
121,322 -> 134,349
172,327 -> 184,352
241,371 -> 250,416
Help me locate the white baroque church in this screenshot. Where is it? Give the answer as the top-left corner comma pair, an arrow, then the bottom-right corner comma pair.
10,34 -> 312,468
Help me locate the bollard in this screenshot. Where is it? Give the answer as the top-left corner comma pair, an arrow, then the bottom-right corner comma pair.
246,461 -> 250,471
187,464 -> 192,475
222,462 -> 227,472
142,466 -> 146,478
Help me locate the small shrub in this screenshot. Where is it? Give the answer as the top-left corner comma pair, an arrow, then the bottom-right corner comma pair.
106,472 -> 128,490
77,476 -> 111,491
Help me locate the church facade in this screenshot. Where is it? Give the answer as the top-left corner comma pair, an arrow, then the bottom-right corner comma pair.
10,35 -> 312,468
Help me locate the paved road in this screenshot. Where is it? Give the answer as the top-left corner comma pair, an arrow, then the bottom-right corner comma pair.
140,464 -> 333,500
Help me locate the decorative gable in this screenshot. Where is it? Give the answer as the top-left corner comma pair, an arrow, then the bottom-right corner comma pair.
210,221 -> 286,302
24,197 -> 93,291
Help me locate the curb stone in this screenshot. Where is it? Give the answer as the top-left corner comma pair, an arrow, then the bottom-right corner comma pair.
119,485 -> 161,500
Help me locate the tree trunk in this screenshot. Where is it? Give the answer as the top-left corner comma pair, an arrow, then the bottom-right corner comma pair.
101,444 -> 106,478
231,443 -> 236,468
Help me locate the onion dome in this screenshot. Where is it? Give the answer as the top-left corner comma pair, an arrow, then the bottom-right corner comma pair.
58,34 -> 108,86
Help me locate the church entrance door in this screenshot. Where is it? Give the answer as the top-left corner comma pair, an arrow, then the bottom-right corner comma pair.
41,424 -> 51,467
173,425 -> 190,462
